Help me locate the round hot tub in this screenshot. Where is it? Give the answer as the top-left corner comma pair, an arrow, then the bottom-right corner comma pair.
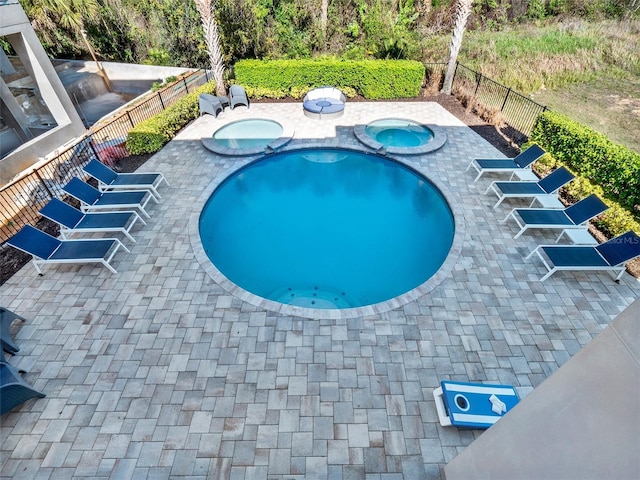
354,118 -> 447,154
201,118 -> 293,155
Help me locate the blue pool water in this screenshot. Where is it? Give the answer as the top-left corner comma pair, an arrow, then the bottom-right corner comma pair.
365,119 -> 434,148
212,119 -> 283,149
199,148 -> 454,309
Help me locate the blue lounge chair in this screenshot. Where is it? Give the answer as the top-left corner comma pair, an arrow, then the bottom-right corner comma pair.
6,225 -> 129,275
1,360 -> 45,414
1,307 -> 26,354
467,144 -> 546,182
83,159 -> 168,201
527,230 -> 640,281
229,85 -> 249,109
62,177 -> 155,219
485,166 -> 574,209
502,193 -> 609,239
39,198 -> 145,243
433,380 -> 520,429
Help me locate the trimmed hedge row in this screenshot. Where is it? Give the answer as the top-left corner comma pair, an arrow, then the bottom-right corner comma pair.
531,111 -> 640,217
234,59 -> 425,100
531,143 -> 640,239
126,82 -> 217,155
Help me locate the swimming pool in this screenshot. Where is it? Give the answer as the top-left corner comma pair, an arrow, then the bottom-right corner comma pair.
354,118 -> 447,154
201,118 -> 293,155
199,147 -> 455,310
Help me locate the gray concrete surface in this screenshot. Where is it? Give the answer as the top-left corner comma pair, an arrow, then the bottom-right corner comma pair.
0,101 -> 638,479
444,297 -> 640,480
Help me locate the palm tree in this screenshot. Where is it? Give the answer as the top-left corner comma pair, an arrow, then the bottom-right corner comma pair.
24,0 -> 99,44
194,0 -> 226,97
441,0 -> 474,95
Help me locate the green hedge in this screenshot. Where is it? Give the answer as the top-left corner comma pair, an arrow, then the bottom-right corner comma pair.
530,140 -> 640,238
531,111 -> 640,217
126,82 -> 217,155
234,59 -> 424,100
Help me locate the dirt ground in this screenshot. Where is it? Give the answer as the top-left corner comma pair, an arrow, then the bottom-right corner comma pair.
5,94 -> 627,285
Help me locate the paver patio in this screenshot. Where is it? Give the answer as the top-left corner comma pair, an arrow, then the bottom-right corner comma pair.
0,101 -> 637,479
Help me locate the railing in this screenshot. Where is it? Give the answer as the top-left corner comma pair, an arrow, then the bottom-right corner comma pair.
1,63 -> 543,245
0,69 -> 210,244
425,62 -> 547,139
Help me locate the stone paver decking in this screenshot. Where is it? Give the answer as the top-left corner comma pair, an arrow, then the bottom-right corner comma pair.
1,102 -> 637,479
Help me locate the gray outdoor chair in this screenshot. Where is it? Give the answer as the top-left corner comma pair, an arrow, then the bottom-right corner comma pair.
1,360 -> 46,415
229,85 -> 249,109
1,307 -> 27,354
199,93 -> 224,117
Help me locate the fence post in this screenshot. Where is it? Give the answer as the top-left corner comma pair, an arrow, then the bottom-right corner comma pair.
158,91 -> 165,110
126,111 -> 135,128
183,77 -> 189,93
501,87 -> 512,111
474,72 -> 482,96
33,169 -> 54,200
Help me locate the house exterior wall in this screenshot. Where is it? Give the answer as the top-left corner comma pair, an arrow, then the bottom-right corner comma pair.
0,1 -> 85,185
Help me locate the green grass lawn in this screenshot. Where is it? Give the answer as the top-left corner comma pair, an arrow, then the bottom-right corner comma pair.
531,75 -> 640,154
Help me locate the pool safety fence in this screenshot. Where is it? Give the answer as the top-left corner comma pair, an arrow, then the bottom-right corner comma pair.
1,64 -> 545,246
0,69 -> 211,244
425,62 -> 548,139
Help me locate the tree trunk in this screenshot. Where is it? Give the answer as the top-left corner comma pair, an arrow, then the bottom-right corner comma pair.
320,0 -> 329,38
195,0 -> 226,97
441,0 -> 473,95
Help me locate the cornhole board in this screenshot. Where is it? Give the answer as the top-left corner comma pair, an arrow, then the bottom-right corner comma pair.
433,380 -> 520,429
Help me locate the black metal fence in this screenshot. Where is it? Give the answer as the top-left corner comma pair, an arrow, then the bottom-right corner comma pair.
425,62 -> 547,139
1,63 -> 545,245
0,69 -> 210,243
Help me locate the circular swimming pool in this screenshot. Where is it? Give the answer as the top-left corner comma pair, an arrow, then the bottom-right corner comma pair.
199,147 -> 455,310
201,118 -> 293,155
354,118 -> 447,154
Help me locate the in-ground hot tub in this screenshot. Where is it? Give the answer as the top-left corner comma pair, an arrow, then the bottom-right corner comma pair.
354,118 -> 447,154
303,87 -> 346,119
201,118 -> 293,155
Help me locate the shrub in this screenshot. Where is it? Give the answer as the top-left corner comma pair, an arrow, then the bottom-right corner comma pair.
234,58 -> 424,100
531,110 -> 640,218
126,82 -> 217,155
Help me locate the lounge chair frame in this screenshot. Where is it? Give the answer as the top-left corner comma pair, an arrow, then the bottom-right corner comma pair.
526,231 -> 640,281
502,194 -> 608,239
63,177 -> 155,219
39,198 -> 145,243
83,159 -> 169,201
6,225 -> 130,275
467,144 -> 546,182
485,166 -> 574,209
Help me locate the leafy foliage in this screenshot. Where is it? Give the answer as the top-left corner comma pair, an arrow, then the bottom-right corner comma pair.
234,58 -> 424,99
126,81 -> 217,154
530,111 -> 640,235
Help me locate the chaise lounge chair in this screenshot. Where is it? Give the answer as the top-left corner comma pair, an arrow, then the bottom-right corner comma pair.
485,166 -> 574,209
526,230 -> 640,281
467,144 -> 546,182
1,307 -> 27,355
6,225 -> 130,275
198,93 -> 224,117
83,159 -> 168,201
229,85 -> 249,109
502,193 -> 609,239
62,177 -> 155,219
39,198 -> 145,243
1,360 -> 45,415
